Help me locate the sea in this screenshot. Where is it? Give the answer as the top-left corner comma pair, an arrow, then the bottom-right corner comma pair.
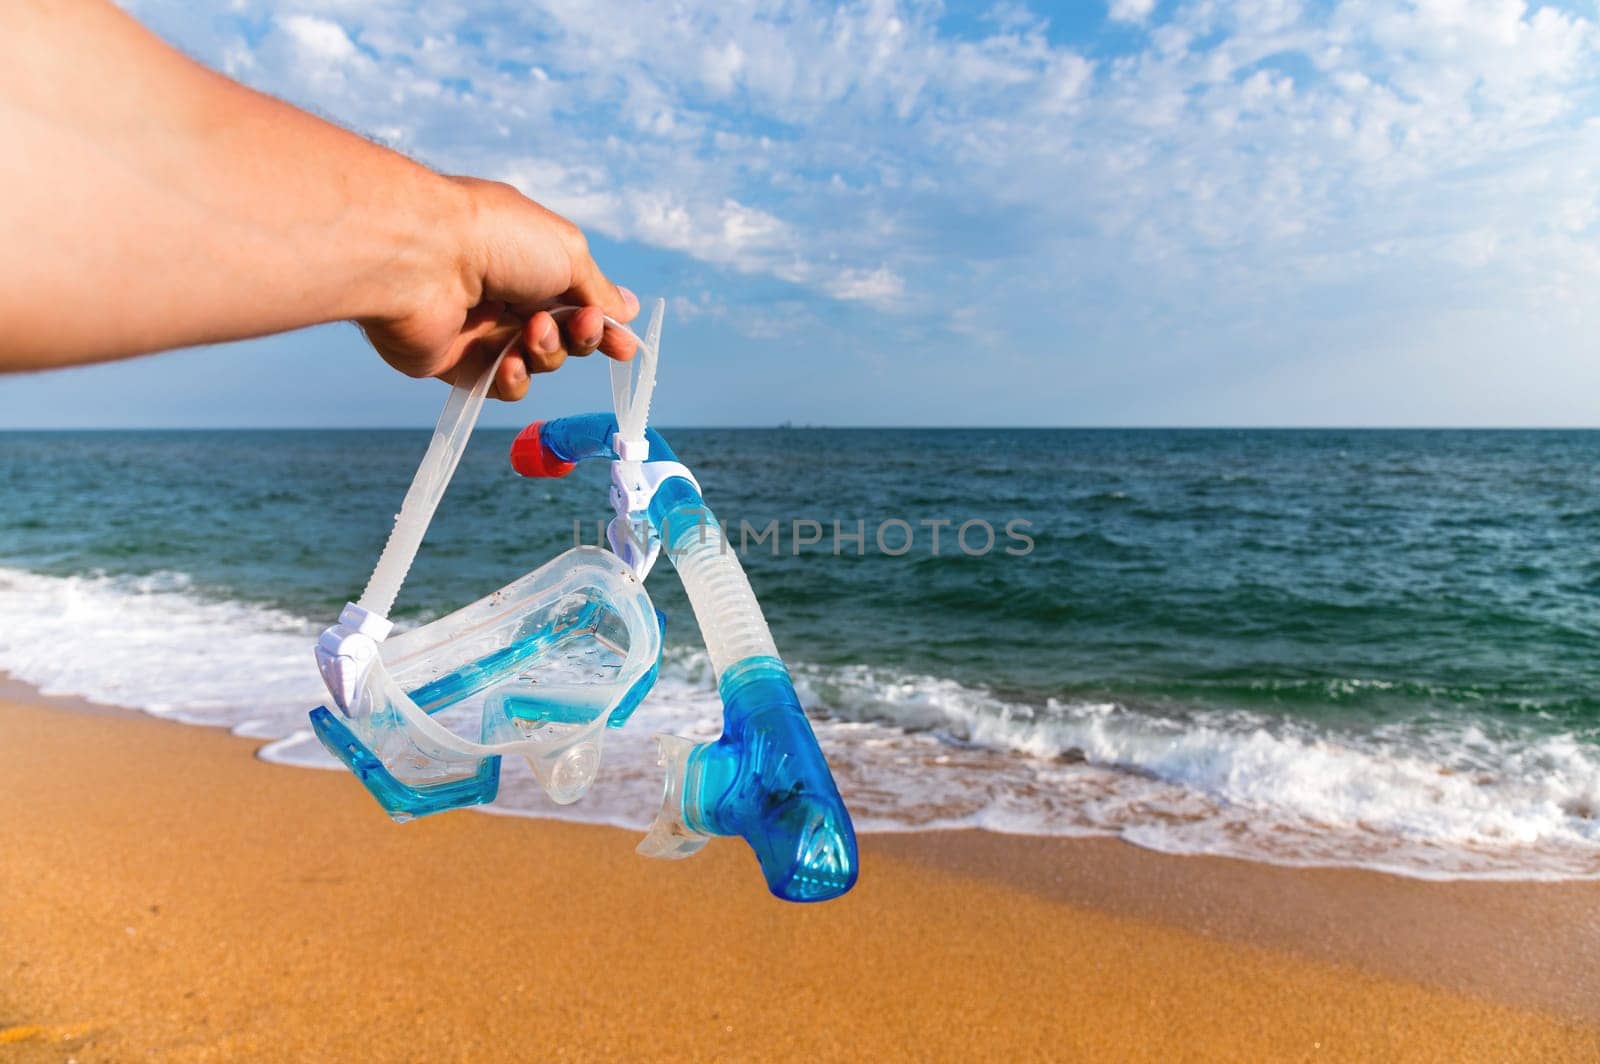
3,427 -> 1598,879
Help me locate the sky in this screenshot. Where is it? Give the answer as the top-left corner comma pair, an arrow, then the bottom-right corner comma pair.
5,0 -> 1600,428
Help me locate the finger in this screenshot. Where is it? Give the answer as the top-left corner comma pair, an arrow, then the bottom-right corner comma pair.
560,305 -> 606,357
520,310 -> 568,374
529,346 -> 567,375
436,303 -> 512,387
492,352 -> 530,401
520,318 -> 568,376
507,301 -> 635,361
600,286 -> 640,360
532,297 -> 638,362
598,317 -> 639,362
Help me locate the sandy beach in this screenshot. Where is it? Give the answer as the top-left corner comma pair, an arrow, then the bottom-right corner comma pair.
3,689 -> 1597,1062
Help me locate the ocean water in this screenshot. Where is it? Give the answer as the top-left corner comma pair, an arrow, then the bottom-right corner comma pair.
3,427 -> 1599,879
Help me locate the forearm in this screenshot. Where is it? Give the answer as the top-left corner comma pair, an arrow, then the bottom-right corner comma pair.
0,0 -> 467,369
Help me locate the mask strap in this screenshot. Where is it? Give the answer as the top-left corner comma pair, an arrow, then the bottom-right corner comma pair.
357,306 -> 647,618
356,336 -> 512,617
610,299 -> 663,451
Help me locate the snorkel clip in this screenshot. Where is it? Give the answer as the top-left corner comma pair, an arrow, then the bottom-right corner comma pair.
606,456 -> 698,580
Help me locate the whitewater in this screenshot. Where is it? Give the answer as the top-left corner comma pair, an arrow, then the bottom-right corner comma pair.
6,563 -> 1598,880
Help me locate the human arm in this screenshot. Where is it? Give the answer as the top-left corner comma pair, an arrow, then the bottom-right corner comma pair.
0,0 -> 634,399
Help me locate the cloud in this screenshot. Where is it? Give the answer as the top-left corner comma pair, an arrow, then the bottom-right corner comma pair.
1108,0 -> 1158,24
277,14 -> 356,64
498,157 -> 898,307
823,266 -> 907,306
120,0 -> 1600,421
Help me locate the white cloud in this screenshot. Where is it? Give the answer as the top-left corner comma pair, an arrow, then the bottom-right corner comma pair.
824,266 -> 907,306
278,14 -> 356,64
1109,0 -> 1158,24
125,0 -> 1600,410
499,159 -> 625,237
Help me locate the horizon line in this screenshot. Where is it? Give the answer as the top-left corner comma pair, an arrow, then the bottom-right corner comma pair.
4,424 -> 1600,433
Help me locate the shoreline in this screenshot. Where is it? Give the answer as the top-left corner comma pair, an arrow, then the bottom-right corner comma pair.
13,666 -> 1599,891
7,558 -> 1599,887
4,684 -> 1599,1059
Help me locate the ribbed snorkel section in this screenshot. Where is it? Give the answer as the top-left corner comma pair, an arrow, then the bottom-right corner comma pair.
515,414 -> 779,682
654,487 -> 778,676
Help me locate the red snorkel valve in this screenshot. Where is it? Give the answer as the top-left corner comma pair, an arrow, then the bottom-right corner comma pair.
509,421 -> 577,479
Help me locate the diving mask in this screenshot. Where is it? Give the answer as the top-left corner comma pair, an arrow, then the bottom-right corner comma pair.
309,304 -> 665,818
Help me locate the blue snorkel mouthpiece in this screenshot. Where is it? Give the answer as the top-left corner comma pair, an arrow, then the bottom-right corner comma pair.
683,658 -> 858,900
637,662 -> 859,901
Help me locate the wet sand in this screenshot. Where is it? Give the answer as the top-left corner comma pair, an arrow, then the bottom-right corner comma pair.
2,693 -> 1597,1061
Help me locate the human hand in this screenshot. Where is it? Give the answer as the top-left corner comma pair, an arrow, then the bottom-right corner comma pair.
358,176 -> 639,401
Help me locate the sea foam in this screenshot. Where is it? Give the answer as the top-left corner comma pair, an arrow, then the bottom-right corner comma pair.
3,564 -> 1598,880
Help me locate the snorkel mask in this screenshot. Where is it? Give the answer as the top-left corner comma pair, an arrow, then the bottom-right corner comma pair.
310,301 -> 858,902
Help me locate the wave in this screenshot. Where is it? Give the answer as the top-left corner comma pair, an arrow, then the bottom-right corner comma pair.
0,566 -> 323,726
1,564 -> 1598,880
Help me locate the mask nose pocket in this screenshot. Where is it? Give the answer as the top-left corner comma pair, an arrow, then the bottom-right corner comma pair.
481,593 -> 659,804
480,683 -> 612,805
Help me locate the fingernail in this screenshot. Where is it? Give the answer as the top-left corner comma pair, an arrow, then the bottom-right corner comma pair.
618,286 -> 639,315
535,321 -> 560,356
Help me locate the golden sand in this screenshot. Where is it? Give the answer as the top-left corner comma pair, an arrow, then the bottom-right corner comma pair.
2,696 -> 1596,1061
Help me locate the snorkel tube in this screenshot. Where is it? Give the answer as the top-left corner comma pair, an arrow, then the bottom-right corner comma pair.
511,416 -> 860,902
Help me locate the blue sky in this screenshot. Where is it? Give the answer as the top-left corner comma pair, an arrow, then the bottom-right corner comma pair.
6,0 -> 1600,427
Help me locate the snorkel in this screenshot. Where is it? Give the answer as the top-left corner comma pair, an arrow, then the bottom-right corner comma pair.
509,320 -> 859,902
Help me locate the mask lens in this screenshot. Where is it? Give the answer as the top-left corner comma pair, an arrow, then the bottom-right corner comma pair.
363,548 -> 660,808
